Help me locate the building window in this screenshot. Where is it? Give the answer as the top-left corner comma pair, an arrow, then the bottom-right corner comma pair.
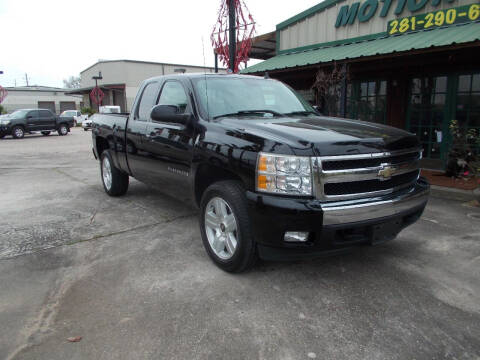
455,73 -> 480,155
347,80 -> 387,124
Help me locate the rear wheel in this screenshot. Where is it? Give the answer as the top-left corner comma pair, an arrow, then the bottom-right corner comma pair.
57,124 -> 68,136
41,131 -> 51,136
200,181 -> 257,273
12,126 -> 25,139
100,151 -> 129,196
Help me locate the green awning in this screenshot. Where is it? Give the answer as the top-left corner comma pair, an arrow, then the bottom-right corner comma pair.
242,22 -> 480,74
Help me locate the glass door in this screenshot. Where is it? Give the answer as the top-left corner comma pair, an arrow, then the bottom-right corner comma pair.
454,73 -> 480,157
407,76 -> 449,163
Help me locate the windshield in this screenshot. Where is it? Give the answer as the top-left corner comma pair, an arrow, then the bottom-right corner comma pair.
62,111 -> 75,116
192,77 -> 315,120
9,110 -> 29,119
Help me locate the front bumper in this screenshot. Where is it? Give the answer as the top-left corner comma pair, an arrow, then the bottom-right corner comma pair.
0,124 -> 12,134
246,178 -> 429,260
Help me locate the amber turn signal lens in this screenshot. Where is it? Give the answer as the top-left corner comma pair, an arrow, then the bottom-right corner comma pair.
257,175 -> 267,190
258,155 -> 267,172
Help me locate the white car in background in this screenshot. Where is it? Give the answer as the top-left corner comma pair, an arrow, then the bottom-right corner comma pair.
82,117 -> 93,131
59,110 -> 88,126
99,106 -> 121,114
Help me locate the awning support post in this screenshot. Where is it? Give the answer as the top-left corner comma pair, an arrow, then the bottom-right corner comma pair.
340,64 -> 348,118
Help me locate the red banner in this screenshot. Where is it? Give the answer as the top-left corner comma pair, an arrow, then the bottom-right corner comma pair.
0,86 -> 8,104
90,86 -> 105,105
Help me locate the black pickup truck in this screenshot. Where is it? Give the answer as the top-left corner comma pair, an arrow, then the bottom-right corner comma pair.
0,109 -> 73,139
91,74 -> 429,272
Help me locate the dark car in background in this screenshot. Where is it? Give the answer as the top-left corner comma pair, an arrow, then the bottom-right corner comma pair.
0,109 -> 73,139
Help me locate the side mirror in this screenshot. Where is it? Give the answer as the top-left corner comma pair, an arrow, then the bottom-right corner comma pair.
150,105 -> 189,125
312,105 -> 322,115
26,115 -> 33,119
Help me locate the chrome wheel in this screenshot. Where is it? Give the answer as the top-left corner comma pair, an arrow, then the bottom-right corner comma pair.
204,197 -> 238,260
102,156 -> 112,190
14,127 -> 24,138
60,125 -> 68,135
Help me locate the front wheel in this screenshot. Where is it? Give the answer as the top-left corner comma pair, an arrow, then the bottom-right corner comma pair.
100,151 -> 129,196
12,126 -> 25,139
200,181 -> 257,273
57,124 -> 69,136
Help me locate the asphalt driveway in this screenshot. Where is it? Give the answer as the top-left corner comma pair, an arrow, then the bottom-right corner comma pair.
0,128 -> 479,359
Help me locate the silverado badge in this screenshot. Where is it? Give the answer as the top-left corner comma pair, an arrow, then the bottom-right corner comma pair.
378,164 -> 396,180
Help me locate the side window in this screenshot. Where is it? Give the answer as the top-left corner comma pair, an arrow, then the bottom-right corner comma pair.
39,110 -> 52,117
28,110 -> 39,118
136,82 -> 159,121
158,81 -> 189,114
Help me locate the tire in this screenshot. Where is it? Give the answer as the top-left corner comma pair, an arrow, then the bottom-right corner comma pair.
100,151 -> 129,196
57,124 -> 69,136
0,133 -> 5,139
83,128 -> 88,131
41,131 -> 51,136
200,180 -> 257,273
12,126 -> 25,139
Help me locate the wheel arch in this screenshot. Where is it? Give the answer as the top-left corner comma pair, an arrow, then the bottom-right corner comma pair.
193,163 -> 245,208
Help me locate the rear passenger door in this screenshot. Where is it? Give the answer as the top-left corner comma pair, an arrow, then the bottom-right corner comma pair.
124,81 -> 161,182
38,110 -> 56,130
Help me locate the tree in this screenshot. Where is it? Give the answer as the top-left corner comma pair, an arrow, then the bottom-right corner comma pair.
311,63 -> 349,117
63,76 -> 81,89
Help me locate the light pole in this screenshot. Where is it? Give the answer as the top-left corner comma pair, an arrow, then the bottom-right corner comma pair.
228,0 -> 236,73
92,72 -> 103,112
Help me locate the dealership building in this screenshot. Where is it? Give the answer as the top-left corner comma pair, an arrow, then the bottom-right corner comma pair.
68,60 -> 223,114
245,0 -> 480,169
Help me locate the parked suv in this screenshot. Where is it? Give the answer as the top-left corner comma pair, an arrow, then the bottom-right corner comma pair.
0,109 -> 73,139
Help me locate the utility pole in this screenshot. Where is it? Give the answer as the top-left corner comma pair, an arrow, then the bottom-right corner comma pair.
25,73 -> 29,86
92,71 -> 103,112
228,0 -> 236,73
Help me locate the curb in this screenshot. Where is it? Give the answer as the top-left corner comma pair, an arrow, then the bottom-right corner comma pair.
430,185 -> 479,201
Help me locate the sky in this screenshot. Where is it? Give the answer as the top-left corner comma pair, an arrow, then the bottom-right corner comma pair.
0,0 -> 321,88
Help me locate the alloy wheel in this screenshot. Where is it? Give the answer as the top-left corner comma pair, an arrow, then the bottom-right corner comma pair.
204,197 -> 238,260
102,156 -> 113,191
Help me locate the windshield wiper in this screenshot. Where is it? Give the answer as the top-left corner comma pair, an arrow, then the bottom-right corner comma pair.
213,110 -> 282,120
283,111 -> 318,116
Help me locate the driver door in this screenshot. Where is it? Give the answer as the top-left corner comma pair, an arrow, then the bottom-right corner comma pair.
143,80 -> 196,202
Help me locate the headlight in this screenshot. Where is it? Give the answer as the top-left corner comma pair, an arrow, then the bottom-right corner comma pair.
0,120 -> 10,125
256,153 -> 312,196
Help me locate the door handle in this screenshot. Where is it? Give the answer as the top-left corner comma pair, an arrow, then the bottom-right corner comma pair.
147,129 -> 164,138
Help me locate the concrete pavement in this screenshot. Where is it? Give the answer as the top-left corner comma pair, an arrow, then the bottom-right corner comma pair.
1,128 -> 479,359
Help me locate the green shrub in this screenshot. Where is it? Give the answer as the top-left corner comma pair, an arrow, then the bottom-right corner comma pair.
0,104 -> 6,114
81,107 -> 95,117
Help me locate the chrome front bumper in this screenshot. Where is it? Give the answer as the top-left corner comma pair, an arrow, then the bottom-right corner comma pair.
321,180 -> 430,226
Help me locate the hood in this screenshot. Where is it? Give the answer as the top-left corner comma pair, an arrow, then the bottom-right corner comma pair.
215,115 -> 419,157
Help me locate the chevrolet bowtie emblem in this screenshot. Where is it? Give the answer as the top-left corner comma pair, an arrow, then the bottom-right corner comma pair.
378,164 -> 396,180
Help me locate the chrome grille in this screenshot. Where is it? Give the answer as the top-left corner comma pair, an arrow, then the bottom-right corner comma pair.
313,148 -> 422,201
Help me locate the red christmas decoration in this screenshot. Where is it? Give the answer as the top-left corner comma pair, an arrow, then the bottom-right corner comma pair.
90,86 -> 105,105
0,86 -> 8,104
211,0 -> 256,73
